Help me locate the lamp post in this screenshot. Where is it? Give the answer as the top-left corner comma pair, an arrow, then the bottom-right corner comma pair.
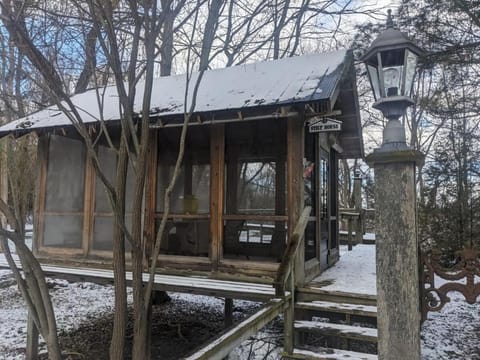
362,9 -> 424,151
363,10 -> 425,360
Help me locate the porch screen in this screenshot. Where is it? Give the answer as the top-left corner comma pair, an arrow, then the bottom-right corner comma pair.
156,127 -> 210,257
43,135 -> 85,248
92,145 -> 133,252
223,119 -> 287,261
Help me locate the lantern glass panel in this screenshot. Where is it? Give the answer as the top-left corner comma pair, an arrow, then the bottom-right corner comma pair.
383,66 -> 402,97
403,49 -> 418,97
380,48 -> 405,67
367,64 -> 381,101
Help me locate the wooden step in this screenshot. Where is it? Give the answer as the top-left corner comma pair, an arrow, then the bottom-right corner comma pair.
294,321 -> 377,343
290,347 -> 377,359
295,301 -> 377,318
297,287 -> 376,306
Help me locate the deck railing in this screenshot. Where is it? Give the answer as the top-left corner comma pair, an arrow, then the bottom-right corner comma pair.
273,206 -> 311,355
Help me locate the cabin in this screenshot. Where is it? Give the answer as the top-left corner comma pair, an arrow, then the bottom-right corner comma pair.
0,49 -> 363,287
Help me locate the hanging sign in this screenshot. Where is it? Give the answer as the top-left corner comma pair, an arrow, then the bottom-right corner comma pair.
309,117 -> 342,133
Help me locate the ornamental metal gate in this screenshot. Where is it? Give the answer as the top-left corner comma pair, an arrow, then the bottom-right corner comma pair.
420,245 -> 480,321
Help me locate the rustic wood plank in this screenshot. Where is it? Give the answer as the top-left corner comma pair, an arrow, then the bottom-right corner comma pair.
294,321 -> 377,342
295,301 -> 377,318
185,298 -> 288,360
210,124 -> 224,271
223,214 -> 288,221
153,213 -> 210,219
287,116 -> 305,285
290,347 -> 378,360
296,287 -> 377,306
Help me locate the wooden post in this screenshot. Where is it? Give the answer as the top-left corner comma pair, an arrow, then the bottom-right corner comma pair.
353,172 -> 363,244
347,218 -> 353,251
210,125 -> 224,270
26,310 -> 39,360
274,159 -> 286,260
367,148 -> 424,360
34,135 -> 49,253
144,130 -> 158,258
82,150 -> 95,256
283,265 -> 295,354
287,116 -> 304,286
224,298 -> 233,328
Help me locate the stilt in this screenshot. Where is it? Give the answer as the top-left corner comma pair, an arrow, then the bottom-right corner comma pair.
224,298 -> 233,328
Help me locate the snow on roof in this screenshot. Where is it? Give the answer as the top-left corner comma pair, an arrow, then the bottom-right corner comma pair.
0,50 -> 349,135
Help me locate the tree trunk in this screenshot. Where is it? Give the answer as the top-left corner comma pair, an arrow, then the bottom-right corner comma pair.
109,137 -> 128,360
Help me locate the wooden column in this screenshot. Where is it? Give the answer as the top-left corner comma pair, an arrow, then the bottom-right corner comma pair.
82,150 -> 96,256
274,159 -> 286,260
210,125 -> 225,271
224,298 -> 233,328
287,116 -> 305,285
34,135 -> 49,253
353,172 -> 363,244
144,130 -> 158,258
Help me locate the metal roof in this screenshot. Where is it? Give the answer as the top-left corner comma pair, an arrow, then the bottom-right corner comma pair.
0,50 -> 349,135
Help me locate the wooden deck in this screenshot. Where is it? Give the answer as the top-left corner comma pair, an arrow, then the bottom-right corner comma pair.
0,255 -> 280,302
299,245 -> 377,306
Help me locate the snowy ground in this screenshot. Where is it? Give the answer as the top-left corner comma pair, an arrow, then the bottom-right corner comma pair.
1,244 -> 479,359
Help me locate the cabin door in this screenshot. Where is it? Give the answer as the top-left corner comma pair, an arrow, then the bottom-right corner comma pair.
318,148 -> 329,271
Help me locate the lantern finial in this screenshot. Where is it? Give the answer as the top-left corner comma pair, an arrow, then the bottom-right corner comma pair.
386,9 -> 394,29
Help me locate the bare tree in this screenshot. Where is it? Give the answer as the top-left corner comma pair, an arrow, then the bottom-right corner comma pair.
0,1 -> 384,358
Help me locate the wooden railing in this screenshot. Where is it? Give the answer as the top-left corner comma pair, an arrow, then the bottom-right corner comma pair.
339,207 -> 362,251
274,206 -> 311,297
273,206 -> 311,355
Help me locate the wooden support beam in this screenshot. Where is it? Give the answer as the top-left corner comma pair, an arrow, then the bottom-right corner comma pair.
353,174 -> 363,245
26,310 -> 39,360
144,130 -> 158,258
287,116 -> 305,286
82,149 -> 95,256
186,297 -> 289,360
347,218 -> 353,251
34,135 -> 49,253
274,159 -> 286,259
224,298 -> 233,328
210,124 -> 225,270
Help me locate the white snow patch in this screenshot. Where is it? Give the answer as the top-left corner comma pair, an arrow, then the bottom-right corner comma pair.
312,244 -> 377,296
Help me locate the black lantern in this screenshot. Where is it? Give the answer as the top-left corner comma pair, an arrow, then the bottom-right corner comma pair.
362,10 -> 424,149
